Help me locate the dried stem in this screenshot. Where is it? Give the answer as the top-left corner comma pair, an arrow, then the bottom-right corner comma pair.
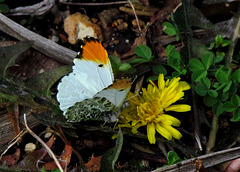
127,0 -> 142,32
206,114 -> 219,154
225,9 -> 240,67
0,130 -> 27,160
23,113 -> 64,172
60,1 -> 128,6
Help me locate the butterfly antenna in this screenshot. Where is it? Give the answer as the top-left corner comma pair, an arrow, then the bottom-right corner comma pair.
126,92 -> 141,101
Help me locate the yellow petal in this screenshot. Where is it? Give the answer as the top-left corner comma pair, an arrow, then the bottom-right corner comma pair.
147,122 -> 156,144
155,123 -> 172,140
178,81 -> 190,91
165,104 -> 191,112
161,114 -> 181,126
168,77 -> 181,88
162,124 -> 182,139
117,123 -> 132,128
158,74 -> 165,92
132,123 -> 144,134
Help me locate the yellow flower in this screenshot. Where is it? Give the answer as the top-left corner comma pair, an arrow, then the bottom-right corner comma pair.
118,74 -> 191,144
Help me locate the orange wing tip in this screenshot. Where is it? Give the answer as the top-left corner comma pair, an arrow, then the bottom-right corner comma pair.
109,78 -> 132,89
76,37 -> 109,65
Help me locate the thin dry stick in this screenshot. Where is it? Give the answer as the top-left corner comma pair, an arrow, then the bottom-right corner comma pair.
60,1 -> 128,6
127,0 -> 142,32
23,113 -> 64,172
0,130 -> 27,160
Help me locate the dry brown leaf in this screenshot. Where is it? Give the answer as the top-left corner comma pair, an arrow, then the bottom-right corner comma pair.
64,12 -> 102,44
0,148 -> 20,165
44,144 -> 73,170
85,154 -> 103,172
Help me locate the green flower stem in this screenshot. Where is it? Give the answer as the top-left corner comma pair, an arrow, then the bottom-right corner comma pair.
225,10 -> 240,67
206,114 -> 219,153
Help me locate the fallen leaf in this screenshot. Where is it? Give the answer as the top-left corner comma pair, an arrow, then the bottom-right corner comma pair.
17,135 -> 54,171
85,154 -> 103,172
64,13 -> 102,44
0,148 -> 20,165
44,144 -> 72,170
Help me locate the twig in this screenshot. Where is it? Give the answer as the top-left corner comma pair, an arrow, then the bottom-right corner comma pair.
127,0 -> 142,32
0,13 -> 76,64
153,145 -> 240,172
9,0 -> 55,16
225,9 -> 240,67
23,113 -> 64,172
0,129 -> 27,160
60,1 -> 128,6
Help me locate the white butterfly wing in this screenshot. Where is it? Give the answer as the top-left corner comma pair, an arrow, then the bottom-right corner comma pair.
57,38 -> 114,114
95,79 -> 131,108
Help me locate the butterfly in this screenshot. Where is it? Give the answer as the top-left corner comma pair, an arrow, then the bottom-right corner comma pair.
56,37 -> 131,122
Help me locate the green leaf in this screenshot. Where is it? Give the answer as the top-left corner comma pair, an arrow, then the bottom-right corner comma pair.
195,84 -> 208,96
119,63 -> 132,71
231,108 -> 240,122
213,82 -> 220,88
109,55 -> 135,75
129,58 -> 151,64
153,64 -> 167,75
222,102 -> 236,112
174,3 -> 214,30
147,75 -> 159,82
168,53 -> 181,72
189,58 -> 205,71
26,65 -> 72,96
222,40 -> 231,47
163,22 -> 177,36
0,4 -> 9,13
180,69 -> 187,75
215,82 -> 228,91
166,45 -> 181,72
231,94 -> 240,107
134,45 -> 153,60
201,77 -> 211,89
167,151 -> 182,165
0,41 -> 34,78
215,35 -> 224,44
41,166 -> 47,172
172,71 -> 180,77
192,70 -> 207,82
208,42 -> 215,50
203,94 -> 218,107
213,102 -> 223,116
51,169 -> 61,172
220,92 -> 229,102
100,129 -> 123,172
0,0 -> 5,3
166,45 -> 175,56
109,55 -> 121,69
191,39 -> 215,59
202,54 -> 212,69
214,51 -> 225,64
223,81 -> 232,93
215,68 -> 228,83
232,68 -> 240,83
208,90 -> 218,98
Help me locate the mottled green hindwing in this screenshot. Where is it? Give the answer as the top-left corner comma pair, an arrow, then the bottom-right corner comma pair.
65,97 -> 117,122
